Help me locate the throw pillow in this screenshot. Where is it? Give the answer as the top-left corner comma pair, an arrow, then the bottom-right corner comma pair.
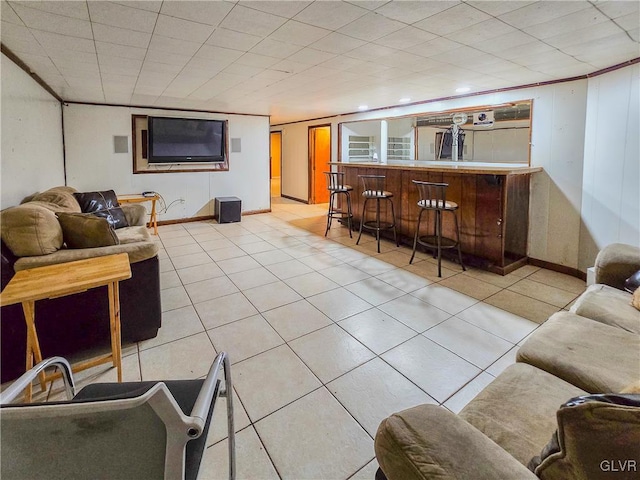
32,188 -> 81,213
624,269 -> 640,294
73,190 -> 129,229
57,212 -> 119,249
0,204 -> 63,256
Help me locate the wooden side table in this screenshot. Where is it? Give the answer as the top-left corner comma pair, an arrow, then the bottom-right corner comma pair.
117,193 -> 159,235
0,254 -> 132,401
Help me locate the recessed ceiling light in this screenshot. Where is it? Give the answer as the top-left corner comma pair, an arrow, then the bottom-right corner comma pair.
399,97 -> 411,103
358,105 -> 368,111
456,87 -> 470,93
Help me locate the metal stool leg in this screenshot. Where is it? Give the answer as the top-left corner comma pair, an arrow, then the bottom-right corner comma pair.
389,198 -> 398,247
345,191 -> 353,238
356,198 -> 368,245
453,211 -> 466,271
375,198 -> 381,253
436,210 -> 443,278
410,208 -> 425,264
325,192 -> 334,237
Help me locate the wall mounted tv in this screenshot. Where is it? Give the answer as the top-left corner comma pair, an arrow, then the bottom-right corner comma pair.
148,117 -> 226,163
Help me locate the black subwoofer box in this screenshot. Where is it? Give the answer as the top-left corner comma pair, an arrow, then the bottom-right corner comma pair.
215,196 -> 242,223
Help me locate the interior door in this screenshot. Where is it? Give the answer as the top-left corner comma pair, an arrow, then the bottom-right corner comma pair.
309,125 -> 331,204
270,131 -> 282,197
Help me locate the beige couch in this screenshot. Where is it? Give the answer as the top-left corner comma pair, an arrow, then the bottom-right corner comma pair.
375,243 -> 640,480
1,186 -> 161,382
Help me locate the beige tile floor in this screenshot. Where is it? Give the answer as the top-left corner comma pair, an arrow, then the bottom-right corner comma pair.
38,197 -> 587,479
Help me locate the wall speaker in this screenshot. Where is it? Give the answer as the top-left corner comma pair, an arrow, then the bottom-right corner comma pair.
231,138 -> 241,153
113,136 -> 129,154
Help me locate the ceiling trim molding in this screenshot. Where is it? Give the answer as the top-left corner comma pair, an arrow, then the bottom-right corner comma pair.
63,101 -> 271,118
271,57 -> 640,127
1,44 -> 63,103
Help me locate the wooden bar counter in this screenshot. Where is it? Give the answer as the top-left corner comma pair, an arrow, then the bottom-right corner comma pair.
331,161 -> 542,275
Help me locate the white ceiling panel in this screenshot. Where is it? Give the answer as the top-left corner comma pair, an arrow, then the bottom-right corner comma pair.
293,1 -> 368,30
154,14 -> 215,43
1,0 -> 637,124
87,2 -> 157,33
219,5 -> 288,37
10,3 -> 93,39
92,23 -> 151,48
159,1 -> 233,26
206,28 -> 262,52
338,12 -> 405,41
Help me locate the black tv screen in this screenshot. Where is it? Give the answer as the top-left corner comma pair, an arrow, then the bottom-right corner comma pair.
148,117 -> 225,163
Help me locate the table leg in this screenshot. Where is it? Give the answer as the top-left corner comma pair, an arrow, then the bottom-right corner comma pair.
150,198 -> 158,235
107,281 -> 123,382
22,300 -> 46,402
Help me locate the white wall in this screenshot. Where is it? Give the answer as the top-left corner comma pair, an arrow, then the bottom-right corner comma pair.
579,64 -> 640,271
272,80 -> 589,269
63,104 -> 270,221
1,53 -> 64,208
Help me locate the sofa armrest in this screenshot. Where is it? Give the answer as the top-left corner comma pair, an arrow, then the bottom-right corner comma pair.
375,404 -> 537,480
594,243 -> 640,290
121,204 -> 147,227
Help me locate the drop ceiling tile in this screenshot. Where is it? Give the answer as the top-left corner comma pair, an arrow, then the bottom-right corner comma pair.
269,20 -> 332,47
269,59 -> 313,75
473,30 -> 538,54
253,69 -> 291,82
1,21 -> 35,42
10,3 -> 93,39
523,7 -> 609,40
374,26 -> 436,50
565,31 -> 636,57
98,55 -> 143,76
179,61 -> 224,79
16,53 -> 57,71
414,3 -> 491,36
376,0 -> 458,23
494,40 -> 554,61
597,0 -> 640,19
101,72 -> 137,87
338,11 -> 405,41
616,12 -> 640,31
2,2 -> 24,25
188,73 -> 245,99
445,18 -> 517,46
95,41 -> 146,60
286,47 -> 336,65
32,29 -> 95,53
236,53 -> 281,69
2,36 -> 45,56
10,0 -> 89,20
159,1 -> 233,26
195,45 -> 244,63
65,76 -> 102,89
220,5 -> 288,37
344,1 -> 389,11
222,63 -> 263,77
145,49 -> 190,67
544,21 -> 622,50
49,50 -> 98,65
319,55 -> 366,71
466,1 -> 535,17
406,36 -> 462,58
293,1 -> 368,30
141,60 -> 184,75
130,93 -> 159,104
113,1 -> 162,13
154,14 -> 215,43
38,72 -> 67,88
498,1 -> 590,29
250,38 -> 303,59
148,35 -> 201,56
206,28 -> 263,52
88,2 -> 157,33
344,43 -> 397,61
104,92 -> 133,103
92,23 -> 151,48
309,32 -> 366,54
133,85 -> 165,96
345,61 -> 391,75
239,1 -> 311,19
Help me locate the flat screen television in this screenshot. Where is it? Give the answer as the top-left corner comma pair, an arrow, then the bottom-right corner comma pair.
148,117 -> 225,163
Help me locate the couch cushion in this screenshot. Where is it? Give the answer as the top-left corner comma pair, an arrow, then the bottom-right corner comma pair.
375,404 -> 538,480
0,204 -> 63,256
570,284 -> 640,334
516,312 -> 640,393
459,363 -> 586,466
595,243 -> 640,290
31,188 -> 81,213
115,225 -> 152,245
531,394 -> 640,480
74,190 -> 129,229
57,213 -> 119,249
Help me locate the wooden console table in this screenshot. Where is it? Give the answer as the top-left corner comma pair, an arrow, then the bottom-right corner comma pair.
0,254 -> 132,401
117,193 -> 159,235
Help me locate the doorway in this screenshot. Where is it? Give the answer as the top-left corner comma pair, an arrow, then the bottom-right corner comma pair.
270,131 -> 282,198
309,125 -> 331,204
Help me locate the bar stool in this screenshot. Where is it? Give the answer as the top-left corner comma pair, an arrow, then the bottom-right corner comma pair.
324,171 -> 353,238
356,175 -> 398,253
410,180 -> 465,277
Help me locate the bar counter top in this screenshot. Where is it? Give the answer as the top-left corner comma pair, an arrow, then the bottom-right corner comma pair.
330,161 -> 542,175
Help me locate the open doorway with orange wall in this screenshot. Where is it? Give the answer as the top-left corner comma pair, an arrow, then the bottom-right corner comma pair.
270,131 -> 282,198
309,125 -> 331,204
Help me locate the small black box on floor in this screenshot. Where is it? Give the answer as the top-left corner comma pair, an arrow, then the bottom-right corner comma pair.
215,196 -> 241,223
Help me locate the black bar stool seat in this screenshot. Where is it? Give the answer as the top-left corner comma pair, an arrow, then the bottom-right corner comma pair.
356,175 -> 399,253
410,180 -> 466,277
324,171 -> 353,238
